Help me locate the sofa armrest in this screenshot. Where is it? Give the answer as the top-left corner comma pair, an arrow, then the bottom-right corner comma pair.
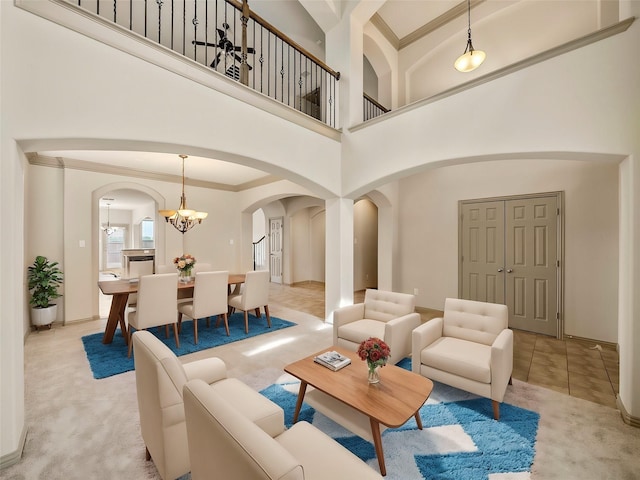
333,303 -> 365,344
490,328 -> 514,402
411,318 -> 444,374
183,357 -> 228,385
384,312 -> 421,361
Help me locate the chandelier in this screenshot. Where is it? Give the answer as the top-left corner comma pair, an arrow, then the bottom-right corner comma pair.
101,202 -> 118,236
454,0 -> 486,72
159,154 -> 208,234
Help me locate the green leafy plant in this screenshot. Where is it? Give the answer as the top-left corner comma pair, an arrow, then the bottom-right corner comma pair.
27,256 -> 64,309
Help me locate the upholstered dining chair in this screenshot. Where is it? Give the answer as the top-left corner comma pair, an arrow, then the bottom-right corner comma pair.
127,273 -> 180,357
192,263 -> 212,273
227,270 -> 270,334
412,297 -> 513,420
177,271 -> 230,343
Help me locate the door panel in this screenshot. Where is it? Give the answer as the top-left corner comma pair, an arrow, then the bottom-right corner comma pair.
269,217 -> 283,284
461,201 -> 505,304
505,197 -> 558,336
461,194 -> 560,337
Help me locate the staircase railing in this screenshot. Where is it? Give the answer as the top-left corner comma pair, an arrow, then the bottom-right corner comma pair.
66,0 -> 340,128
363,92 -> 390,121
252,235 -> 267,270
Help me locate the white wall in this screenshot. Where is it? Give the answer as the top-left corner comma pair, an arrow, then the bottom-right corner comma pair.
309,207 -> 326,282
397,159 -> 619,343
26,164 -> 246,323
354,198 -> 378,291
291,208 -> 311,283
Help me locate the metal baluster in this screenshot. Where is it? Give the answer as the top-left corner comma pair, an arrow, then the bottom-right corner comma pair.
113,0 -> 116,23
144,0 -> 147,37
193,0 -> 198,61
280,40 -> 284,102
259,25 -> 264,93
157,0 -> 163,43
182,0 -> 186,55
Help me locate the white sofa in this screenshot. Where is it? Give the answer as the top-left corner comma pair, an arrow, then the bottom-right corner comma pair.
333,289 -> 420,362
132,330 -> 284,480
412,298 -> 513,420
183,379 -> 384,480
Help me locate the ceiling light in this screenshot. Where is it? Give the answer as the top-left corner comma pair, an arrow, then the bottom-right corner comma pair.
101,202 -> 118,236
159,154 -> 208,234
454,0 -> 486,73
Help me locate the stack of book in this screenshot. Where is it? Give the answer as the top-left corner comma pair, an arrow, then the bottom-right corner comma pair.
314,350 -> 351,371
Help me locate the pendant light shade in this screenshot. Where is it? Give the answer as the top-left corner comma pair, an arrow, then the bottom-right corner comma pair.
455,0 -> 485,72
159,155 -> 208,234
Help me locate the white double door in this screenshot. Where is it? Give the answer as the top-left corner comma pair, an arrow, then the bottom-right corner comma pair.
460,193 -> 562,337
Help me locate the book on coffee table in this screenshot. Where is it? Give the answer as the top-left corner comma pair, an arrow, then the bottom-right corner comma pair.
314,350 -> 351,371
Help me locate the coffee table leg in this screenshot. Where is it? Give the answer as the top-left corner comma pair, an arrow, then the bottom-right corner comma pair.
415,410 -> 424,430
292,381 -> 308,423
369,417 -> 387,476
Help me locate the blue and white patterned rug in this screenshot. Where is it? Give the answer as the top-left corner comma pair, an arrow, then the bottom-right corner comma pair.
260,360 -> 539,480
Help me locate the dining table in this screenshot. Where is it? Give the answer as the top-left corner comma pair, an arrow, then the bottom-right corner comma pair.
98,273 -> 246,344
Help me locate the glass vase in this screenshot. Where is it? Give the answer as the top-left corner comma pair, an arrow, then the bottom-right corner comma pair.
179,269 -> 193,283
367,361 -> 380,384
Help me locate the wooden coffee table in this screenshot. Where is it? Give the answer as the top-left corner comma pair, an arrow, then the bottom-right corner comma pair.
284,347 -> 433,476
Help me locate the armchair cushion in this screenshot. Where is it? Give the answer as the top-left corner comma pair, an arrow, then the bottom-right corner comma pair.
333,289 -> 420,361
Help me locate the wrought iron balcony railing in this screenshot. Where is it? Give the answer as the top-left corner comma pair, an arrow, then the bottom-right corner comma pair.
68,0 -> 340,128
363,92 -> 390,122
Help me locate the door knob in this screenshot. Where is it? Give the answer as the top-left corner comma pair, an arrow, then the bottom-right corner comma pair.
497,268 -> 504,272
507,269 -> 513,273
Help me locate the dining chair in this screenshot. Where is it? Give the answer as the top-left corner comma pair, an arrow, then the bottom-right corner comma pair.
127,273 -> 180,357
177,271 -> 230,343
227,270 -> 270,334
155,264 -> 174,274
192,263 -> 212,273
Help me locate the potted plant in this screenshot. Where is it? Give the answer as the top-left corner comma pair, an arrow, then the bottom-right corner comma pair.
27,255 -> 64,329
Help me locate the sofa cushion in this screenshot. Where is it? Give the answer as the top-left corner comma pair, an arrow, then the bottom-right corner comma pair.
276,421 -> 384,479
337,319 -> 386,345
420,337 -> 491,384
210,377 -> 285,437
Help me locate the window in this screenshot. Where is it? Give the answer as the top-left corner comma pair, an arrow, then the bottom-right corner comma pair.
140,218 -> 154,248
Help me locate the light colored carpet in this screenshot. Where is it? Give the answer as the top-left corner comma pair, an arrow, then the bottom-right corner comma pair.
2,303 -> 638,479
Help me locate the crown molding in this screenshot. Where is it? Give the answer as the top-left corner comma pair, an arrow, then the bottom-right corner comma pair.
370,13 -> 400,50
399,0 -> 485,50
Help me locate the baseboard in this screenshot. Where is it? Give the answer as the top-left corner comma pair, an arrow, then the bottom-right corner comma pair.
563,334 -> 617,350
617,395 -> 640,428
0,425 -> 27,469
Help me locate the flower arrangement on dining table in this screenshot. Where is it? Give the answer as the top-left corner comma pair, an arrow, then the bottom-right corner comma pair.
173,254 -> 196,278
357,337 -> 391,383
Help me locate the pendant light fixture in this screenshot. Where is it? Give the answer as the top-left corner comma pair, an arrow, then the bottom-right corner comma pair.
454,0 -> 486,72
159,154 -> 208,234
101,202 -> 118,236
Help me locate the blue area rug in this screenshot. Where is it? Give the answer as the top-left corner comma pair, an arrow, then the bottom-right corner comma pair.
82,313 -> 296,379
261,359 -> 539,480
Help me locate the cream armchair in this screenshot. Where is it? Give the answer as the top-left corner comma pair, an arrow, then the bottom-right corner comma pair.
132,330 -> 284,480
412,298 -> 513,420
333,289 -> 420,362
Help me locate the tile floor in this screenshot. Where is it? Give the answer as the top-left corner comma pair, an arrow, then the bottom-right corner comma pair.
99,278 -> 620,409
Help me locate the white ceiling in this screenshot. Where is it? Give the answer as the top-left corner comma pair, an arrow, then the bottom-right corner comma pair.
376,0 -> 463,39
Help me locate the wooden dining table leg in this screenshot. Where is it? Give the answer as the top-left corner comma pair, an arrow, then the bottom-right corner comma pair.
103,293 -> 129,344
292,381 -> 308,423
369,417 -> 387,476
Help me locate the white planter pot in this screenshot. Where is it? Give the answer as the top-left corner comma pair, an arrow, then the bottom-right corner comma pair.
31,304 -> 58,328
